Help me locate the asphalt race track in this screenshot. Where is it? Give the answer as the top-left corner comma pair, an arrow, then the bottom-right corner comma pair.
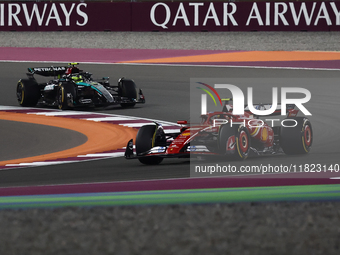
0,119 -> 87,161
1,62 -> 340,187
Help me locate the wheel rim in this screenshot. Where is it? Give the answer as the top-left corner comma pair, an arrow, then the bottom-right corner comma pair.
58,87 -> 63,108
304,125 -> 312,147
17,83 -> 24,103
239,130 -> 249,153
225,136 -> 235,152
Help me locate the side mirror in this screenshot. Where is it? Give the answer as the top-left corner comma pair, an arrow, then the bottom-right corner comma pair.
177,120 -> 187,125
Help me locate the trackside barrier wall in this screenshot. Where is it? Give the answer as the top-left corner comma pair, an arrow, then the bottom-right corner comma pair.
0,1 -> 339,31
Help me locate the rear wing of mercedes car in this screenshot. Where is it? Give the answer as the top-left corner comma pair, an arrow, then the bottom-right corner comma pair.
27,66 -> 68,77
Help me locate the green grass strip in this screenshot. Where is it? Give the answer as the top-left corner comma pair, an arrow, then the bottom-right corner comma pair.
1,184 -> 340,209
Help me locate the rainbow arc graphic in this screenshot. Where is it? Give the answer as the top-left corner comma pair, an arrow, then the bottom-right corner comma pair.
196,82 -> 223,107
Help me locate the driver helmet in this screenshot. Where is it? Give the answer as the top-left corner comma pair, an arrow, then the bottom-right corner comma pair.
222,98 -> 233,112
71,74 -> 83,83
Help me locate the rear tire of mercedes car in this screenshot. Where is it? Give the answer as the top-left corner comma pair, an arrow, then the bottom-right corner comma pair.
16,79 -> 40,107
119,79 -> 137,108
219,124 -> 250,160
57,83 -> 76,110
136,125 -> 163,165
280,117 -> 313,155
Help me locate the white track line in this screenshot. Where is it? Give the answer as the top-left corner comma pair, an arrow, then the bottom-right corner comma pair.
29,111 -> 99,116
78,152 -> 125,157
6,161 -> 78,167
85,117 -> 138,121
1,60 -> 340,71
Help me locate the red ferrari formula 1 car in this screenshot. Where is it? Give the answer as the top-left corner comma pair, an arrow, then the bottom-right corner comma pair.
125,100 -> 313,165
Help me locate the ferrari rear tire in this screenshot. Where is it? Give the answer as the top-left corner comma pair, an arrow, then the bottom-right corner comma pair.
119,79 -> 137,108
16,79 -> 40,107
280,117 -> 313,155
58,83 -> 76,110
219,124 -> 250,160
136,125 -> 163,165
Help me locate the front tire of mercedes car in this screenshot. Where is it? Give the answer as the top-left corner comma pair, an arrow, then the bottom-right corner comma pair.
119,79 -> 137,108
136,125 -> 163,165
280,117 -> 313,155
57,83 -> 76,110
17,79 -> 40,107
219,124 -> 250,160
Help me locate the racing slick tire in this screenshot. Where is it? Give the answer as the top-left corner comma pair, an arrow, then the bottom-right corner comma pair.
57,82 -> 76,110
119,79 -> 137,108
280,117 -> 313,155
16,79 -> 40,107
219,124 -> 251,160
135,125 -> 163,165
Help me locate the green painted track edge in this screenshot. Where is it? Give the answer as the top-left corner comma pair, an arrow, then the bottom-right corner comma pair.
1,184 -> 340,209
